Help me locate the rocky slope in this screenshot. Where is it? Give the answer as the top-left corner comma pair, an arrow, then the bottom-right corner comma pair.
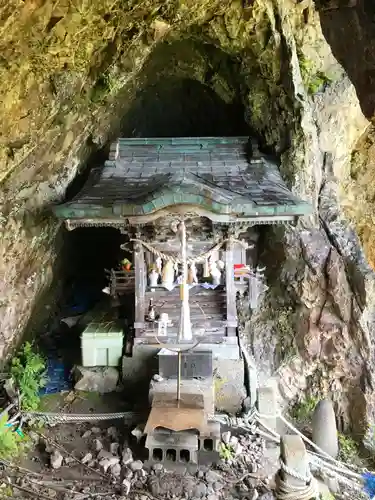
1,0 -> 375,438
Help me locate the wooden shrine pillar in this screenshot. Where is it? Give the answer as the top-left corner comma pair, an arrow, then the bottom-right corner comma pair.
134,232 -> 146,337
225,237 -> 237,336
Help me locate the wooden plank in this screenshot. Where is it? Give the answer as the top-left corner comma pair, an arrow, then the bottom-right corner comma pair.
225,239 -> 237,336
134,236 -> 146,336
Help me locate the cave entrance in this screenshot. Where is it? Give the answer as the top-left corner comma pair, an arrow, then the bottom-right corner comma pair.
121,77 -> 248,137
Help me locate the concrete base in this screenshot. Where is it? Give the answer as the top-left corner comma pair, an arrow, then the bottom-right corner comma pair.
122,342 -> 246,415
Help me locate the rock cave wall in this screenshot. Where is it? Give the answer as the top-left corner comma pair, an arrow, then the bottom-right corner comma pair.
1,0 -> 375,438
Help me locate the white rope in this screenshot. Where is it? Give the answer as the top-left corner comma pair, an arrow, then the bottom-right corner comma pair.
275,457 -> 318,500
128,237 -> 249,265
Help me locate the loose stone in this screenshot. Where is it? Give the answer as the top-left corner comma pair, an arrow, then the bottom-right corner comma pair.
107,426 -> 118,440
213,481 -> 224,491
194,482 -> 207,497
82,430 -> 92,439
50,450 -> 64,469
99,457 -> 119,472
122,479 -> 131,495
122,447 -> 133,465
110,463 -> 121,477
221,431 -> 231,444
110,442 -> 120,455
98,450 -> 114,460
229,436 -> 239,447
81,453 -> 93,464
94,439 -> 103,452
234,442 -> 244,455
205,470 -> 222,484
122,468 -> 133,480
137,468 -> 147,478
129,460 -> 143,471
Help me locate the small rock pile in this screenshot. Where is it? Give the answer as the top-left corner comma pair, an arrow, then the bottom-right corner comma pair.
46,425 -> 150,497
45,425 -> 273,500
220,430 -> 266,473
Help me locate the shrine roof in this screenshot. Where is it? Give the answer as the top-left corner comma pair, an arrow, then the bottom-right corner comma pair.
52,137 -> 312,223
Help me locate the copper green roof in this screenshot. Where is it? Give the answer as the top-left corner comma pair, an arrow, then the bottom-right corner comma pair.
52,137 -> 312,221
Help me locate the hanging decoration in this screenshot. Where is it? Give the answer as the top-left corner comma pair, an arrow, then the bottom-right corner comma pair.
121,236 -> 251,265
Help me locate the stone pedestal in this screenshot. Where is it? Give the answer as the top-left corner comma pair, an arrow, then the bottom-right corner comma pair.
257,381 -> 278,432
214,358 -> 246,414
280,435 -> 310,489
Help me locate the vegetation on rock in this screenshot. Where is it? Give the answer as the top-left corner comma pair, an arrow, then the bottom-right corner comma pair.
10,342 -> 46,411
344,127 -> 375,268
290,396 -> 319,425
298,53 -> 333,95
0,411 -> 24,459
218,442 -> 235,461
338,433 -> 359,464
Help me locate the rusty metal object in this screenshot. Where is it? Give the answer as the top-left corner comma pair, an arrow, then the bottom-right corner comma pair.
145,407 -> 205,434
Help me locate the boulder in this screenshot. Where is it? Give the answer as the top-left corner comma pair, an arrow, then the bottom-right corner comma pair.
73,366 -> 119,393
312,399 -> 339,459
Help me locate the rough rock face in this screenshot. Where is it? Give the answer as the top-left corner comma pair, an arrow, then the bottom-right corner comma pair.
1,1 -> 375,437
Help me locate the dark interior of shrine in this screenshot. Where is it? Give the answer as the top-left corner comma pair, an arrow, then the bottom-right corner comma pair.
61,227 -> 124,308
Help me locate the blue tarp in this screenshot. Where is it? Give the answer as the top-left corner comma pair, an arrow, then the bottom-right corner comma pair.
39,358 -> 71,395
66,284 -> 102,315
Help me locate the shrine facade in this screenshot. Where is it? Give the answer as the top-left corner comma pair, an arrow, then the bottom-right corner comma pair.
53,136 -> 312,353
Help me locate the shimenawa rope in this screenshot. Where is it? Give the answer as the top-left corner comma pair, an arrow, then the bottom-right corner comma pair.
127,236 -> 249,265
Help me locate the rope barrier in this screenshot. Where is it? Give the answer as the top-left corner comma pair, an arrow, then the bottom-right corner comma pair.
23,411 -> 143,425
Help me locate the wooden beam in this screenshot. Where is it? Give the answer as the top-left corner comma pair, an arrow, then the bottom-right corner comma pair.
134,232 -> 146,336
225,238 -> 237,336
